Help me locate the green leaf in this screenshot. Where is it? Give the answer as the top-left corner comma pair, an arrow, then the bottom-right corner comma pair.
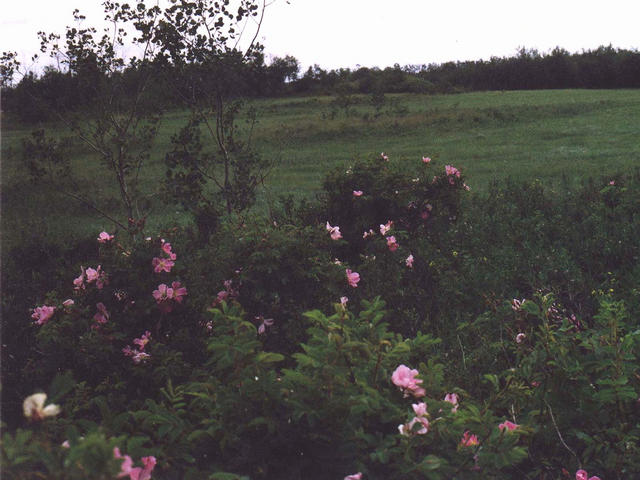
48,371 -> 76,403
521,301 -> 541,316
483,374 -> 500,391
418,454 -> 443,471
256,352 -> 285,364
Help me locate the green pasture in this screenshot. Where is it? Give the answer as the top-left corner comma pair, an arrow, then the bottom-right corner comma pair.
2,89 -> 640,249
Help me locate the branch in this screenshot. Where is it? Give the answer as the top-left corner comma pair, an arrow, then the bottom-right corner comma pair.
60,189 -> 128,231
240,0 -> 268,59
544,398 -> 581,468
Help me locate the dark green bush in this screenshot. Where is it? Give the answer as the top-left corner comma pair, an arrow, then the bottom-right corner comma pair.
3,157 -> 640,479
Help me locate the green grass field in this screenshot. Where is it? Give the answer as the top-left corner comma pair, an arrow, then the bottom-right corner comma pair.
2,89 -> 640,250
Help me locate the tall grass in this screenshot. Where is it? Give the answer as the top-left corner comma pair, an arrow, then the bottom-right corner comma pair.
2,89 -> 639,251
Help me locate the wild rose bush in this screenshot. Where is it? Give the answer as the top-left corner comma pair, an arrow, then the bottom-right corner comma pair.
278,298 -> 527,479
3,153 -> 640,478
454,291 -> 640,478
3,295 -> 529,479
504,293 -> 640,477
19,234 -> 203,402
311,154 -> 471,337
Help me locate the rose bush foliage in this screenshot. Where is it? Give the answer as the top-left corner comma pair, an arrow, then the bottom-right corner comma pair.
3,154 -> 639,479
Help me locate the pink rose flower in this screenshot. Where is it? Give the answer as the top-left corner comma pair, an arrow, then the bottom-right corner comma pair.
31,305 -> 55,325
212,280 -> 239,306
114,447 -> 156,480
576,469 -> 601,480
153,283 -> 170,302
84,265 -> 107,289
97,231 -> 114,243
344,473 -> 362,480
408,415 -> 429,434
379,220 -> 393,236
405,254 -> 414,268
152,257 -> 175,273
133,351 -> 151,364
515,333 -> 526,343
346,269 -> 360,288
391,365 -> 425,397
412,402 -> 428,417
161,240 -> 177,260
62,299 -> 74,307
123,345 -> 151,364
444,393 -> 459,412
152,284 -> 173,312
256,315 -> 274,335
215,290 -> 229,304
73,274 -> 85,290
411,385 -> 426,397
391,364 -> 416,389
326,221 -> 342,240
422,156 -> 431,164
170,281 -> 187,302
386,236 -> 399,252
362,229 -> 375,239
460,430 -> 479,447
380,152 -> 389,161
131,456 -> 156,480
114,447 -> 134,477
133,331 -> 152,350
93,302 -> 110,326
352,190 -> 363,197
85,267 -> 99,283
153,282 -> 187,312
498,420 -> 519,432
340,296 -> 349,309
445,165 -> 461,178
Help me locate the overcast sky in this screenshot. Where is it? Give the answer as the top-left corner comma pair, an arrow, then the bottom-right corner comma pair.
2,0 -> 639,73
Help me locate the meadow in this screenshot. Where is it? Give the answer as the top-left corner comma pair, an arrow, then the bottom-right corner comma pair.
2,88 -> 640,251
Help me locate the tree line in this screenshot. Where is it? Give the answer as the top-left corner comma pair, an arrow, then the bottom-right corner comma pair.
3,45 -> 640,123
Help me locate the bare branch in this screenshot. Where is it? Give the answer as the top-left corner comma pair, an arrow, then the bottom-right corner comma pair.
545,399 -> 581,468
60,190 -> 129,231
241,0 -> 267,59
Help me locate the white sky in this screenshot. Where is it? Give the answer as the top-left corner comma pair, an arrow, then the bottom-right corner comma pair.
2,0 -> 639,74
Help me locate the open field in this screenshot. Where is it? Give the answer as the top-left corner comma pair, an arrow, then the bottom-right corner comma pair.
2,89 -> 640,249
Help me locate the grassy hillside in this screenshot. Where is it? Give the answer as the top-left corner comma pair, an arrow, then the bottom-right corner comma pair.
2,89 -> 639,249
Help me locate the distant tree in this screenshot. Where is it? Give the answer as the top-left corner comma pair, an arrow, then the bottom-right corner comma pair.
269,55 -> 299,83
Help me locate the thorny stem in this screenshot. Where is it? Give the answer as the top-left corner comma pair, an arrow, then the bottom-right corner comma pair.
372,349 -> 383,386
457,334 -> 467,370
545,398 -> 581,469
60,190 -> 128,231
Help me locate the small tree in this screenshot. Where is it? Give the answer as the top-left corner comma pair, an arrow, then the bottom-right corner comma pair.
11,2 -> 166,237
5,0 -> 271,238
155,0 -> 272,224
